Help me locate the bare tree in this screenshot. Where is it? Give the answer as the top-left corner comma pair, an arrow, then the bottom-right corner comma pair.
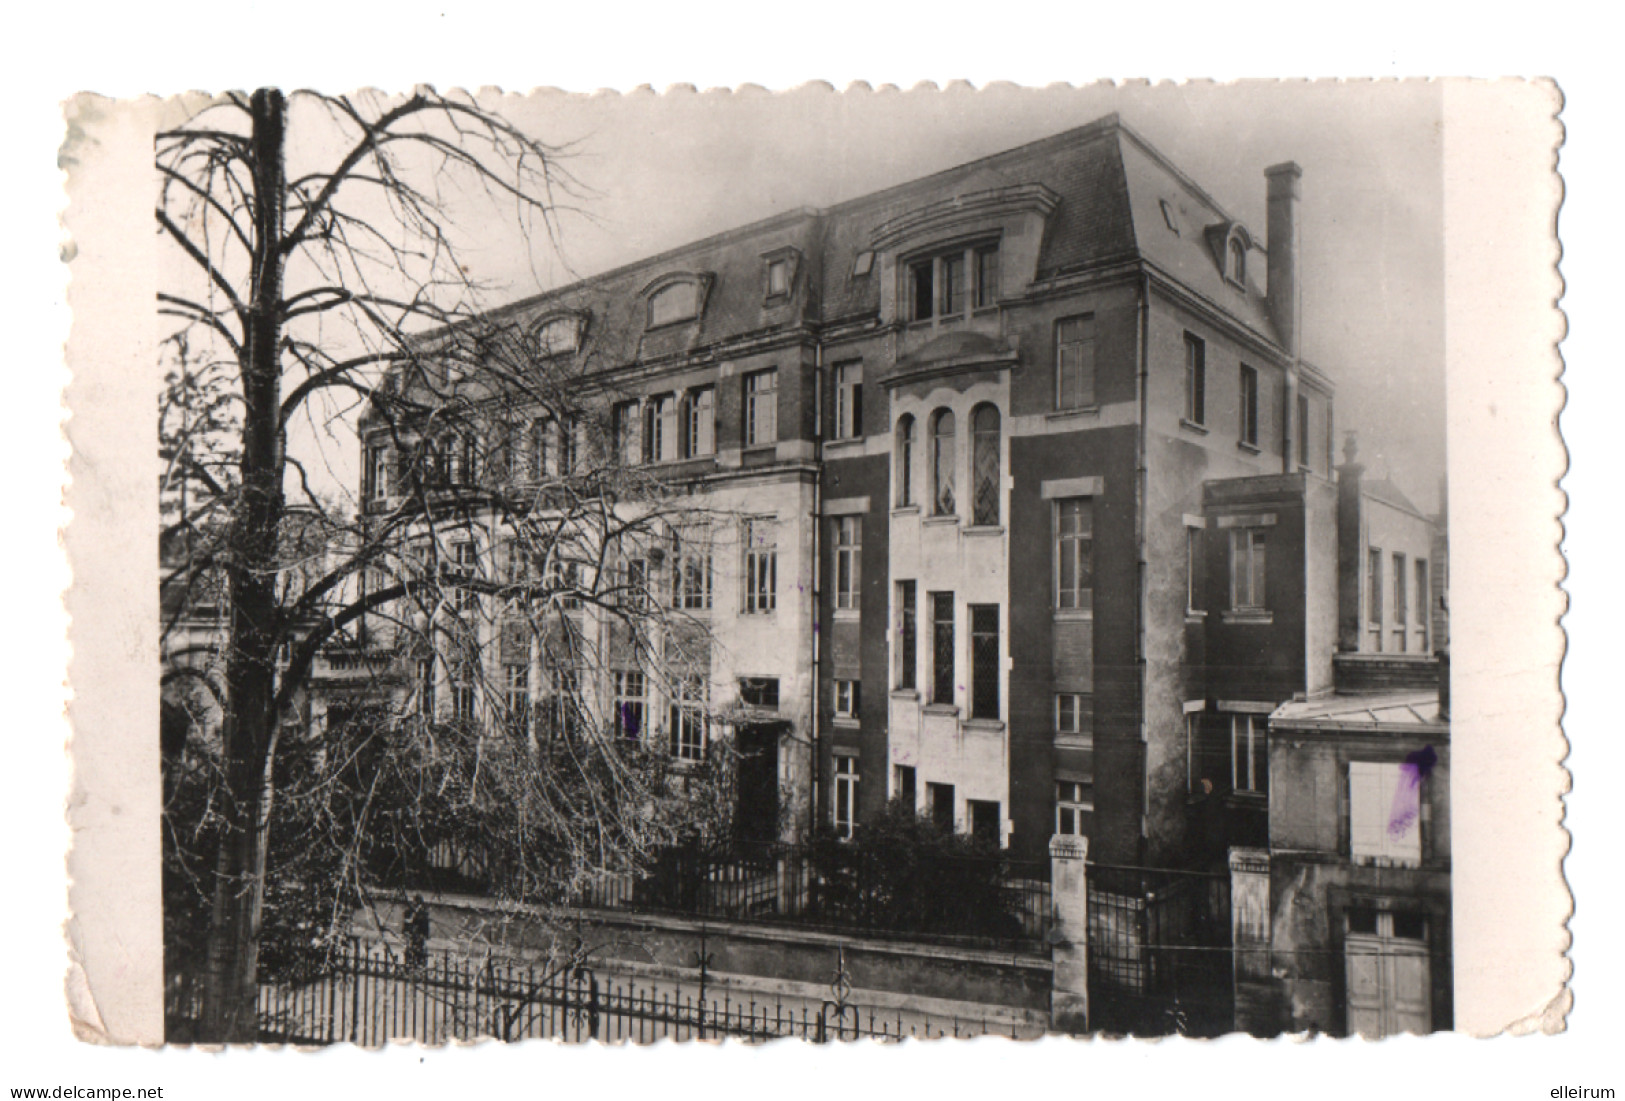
158,88 -> 732,1042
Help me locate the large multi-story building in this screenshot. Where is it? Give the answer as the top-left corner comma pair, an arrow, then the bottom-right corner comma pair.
357,113 -> 1361,867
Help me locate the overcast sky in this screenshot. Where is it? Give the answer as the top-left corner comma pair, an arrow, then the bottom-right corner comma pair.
303,82 -> 1446,512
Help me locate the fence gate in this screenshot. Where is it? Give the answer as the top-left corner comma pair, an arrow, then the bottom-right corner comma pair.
1085,863 -> 1233,1036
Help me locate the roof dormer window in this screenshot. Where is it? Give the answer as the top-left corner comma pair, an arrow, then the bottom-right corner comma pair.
643,271 -> 712,329
532,314 -> 584,357
649,282 -> 699,327
907,240 -> 999,323
1160,198 -> 1181,236
1228,236 -> 1247,285
760,246 -> 801,303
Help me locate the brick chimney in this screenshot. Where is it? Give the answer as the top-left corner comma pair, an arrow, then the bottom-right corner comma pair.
1267,162 -> 1303,474
1265,162 -> 1303,359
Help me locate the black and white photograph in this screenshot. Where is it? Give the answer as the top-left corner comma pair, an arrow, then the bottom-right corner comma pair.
30,59 -> 1583,1092
113,81 -> 1515,1044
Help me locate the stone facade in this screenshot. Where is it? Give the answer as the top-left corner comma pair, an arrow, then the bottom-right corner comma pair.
353,113 -> 1357,868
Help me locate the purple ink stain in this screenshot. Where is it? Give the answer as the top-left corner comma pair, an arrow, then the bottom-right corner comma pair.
620,702 -> 640,740
1387,745 -> 1437,839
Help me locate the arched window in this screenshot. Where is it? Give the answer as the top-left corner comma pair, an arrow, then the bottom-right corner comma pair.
931,409 -> 956,516
971,404 -> 1001,526
895,415 -> 916,507
1228,237 -> 1247,284
649,281 -> 699,327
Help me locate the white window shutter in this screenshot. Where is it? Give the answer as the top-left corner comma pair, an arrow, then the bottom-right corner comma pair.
1349,762 -> 1386,860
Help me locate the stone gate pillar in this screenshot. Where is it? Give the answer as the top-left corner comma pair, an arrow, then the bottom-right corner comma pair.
1049,834 -> 1089,1033
1229,846 -> 1275,1035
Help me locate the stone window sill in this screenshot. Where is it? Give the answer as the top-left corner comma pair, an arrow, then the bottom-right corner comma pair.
833,608 -> 860,622
962,525 -> 1005,537
1053,608 -> 1094,622
1237,440 -> 1262,455
890,689 -> 920,701
1221,609 -> 1273,626
963,719 -> 1006,734
831,717 -> 860,729
891,505 -> 921,518
922,515 -> 960,528
1048,405 -> 1101,423
1180,418 -> 1209,435
922,703 -> 960,717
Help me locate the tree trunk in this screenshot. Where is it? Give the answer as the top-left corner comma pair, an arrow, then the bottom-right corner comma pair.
198,88 -> 288,1043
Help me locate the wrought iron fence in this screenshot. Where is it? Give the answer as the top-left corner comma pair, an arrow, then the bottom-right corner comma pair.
573,839 -> 1052,948
1085,862 -> 1233,1037
167,938 -> 1037,1045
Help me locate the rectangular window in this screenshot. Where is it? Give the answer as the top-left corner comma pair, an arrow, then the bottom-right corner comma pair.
450,655 -> 477,724
1231,714 -> 1267,795
974,245 -> 1000,309
834,516 -> 862,611
910,259 -> 935,321
1298,393 -> 1313,469
1393,552 -> 1409,652
448,431 -> 479,486
927,782 -> 955,832
1056,315 -> 1097,410
619,556 -> 649,610
1186,526 -> 1203,613
368,445 -> 391,501
941,252 -> 966,315
834,679 -> 860,720
1240,364 -> 1259,446
1415,559 -> 1431,652
555,417 -> 578,476
893,764 -> 916,807
1056,693 -> 1090,739
1055,498 -> 1094,611
739,676 -> 780,710
672,530 -> 713,611
968,800 -> 1001,847
969,604 -> 1000,720
743,516 -> 778,614
612,401 -> 640,466
1367,547 -> 1384,652
684,386 -> 716,458
647,394 -> 678,462
527,416 -> 548,480
1350,761 -> 1423,866
542,557 -> 578,611
503,662 -> 530,741
744,369 -> 778,447
834,362 -> 864,439
614,670 -> 646,741
1230,529 -> 1268,611
538,667 -> 581,742
896,581 -> 918,690
766,258 -> 789,298
451,540 -> 479,614
417,656 -> 436,718
1184,333 -> 1206,425
1056,781 -> 1093,836
669,675 -> 708,761
834,756 -> 859,839
930,592 -> 955,706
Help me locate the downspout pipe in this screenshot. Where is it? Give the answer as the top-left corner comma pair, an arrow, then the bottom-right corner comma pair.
1135,269 -> 1152,864
809,336 -> 824,840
